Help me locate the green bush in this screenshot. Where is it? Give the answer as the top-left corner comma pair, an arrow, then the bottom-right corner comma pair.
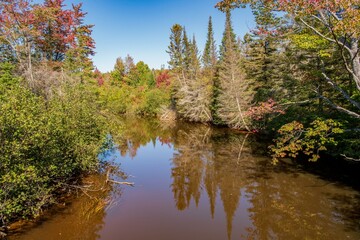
0,79 -> 103,224
99,84 -> 170,117
137,88 -> 170,116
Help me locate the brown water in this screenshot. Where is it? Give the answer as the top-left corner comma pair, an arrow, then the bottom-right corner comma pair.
9,118 -> 360,240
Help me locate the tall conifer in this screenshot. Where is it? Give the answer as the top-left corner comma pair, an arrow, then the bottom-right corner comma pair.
202,16 -> 218,72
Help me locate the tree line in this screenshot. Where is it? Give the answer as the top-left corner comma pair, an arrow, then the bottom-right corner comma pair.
166,0 -> 359,163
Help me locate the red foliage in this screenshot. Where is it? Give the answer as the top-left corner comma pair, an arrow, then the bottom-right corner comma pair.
156,70 -> 171,87
246,99 -> 285,121
0,0 -> 94,62
0,0 -> 36,44
251,27 -> 279,37
94,68 -> 104,86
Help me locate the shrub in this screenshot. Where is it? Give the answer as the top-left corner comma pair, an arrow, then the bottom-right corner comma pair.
0,79 -> 103,225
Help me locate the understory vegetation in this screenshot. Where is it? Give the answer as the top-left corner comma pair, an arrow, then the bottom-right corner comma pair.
0,63 -> 103,225
0,0 -> 104,227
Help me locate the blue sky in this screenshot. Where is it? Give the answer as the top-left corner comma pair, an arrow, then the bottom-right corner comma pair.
61,0 -> 255,72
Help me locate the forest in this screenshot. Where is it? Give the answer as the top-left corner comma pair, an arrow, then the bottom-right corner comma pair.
0,0 -> 359,236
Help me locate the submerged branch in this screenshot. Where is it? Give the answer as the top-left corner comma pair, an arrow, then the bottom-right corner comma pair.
106,180 -> 135,187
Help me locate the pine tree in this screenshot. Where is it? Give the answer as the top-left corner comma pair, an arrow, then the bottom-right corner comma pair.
166,24 -> 212,122
182,28 -> 191,78
217,9 -> 253,130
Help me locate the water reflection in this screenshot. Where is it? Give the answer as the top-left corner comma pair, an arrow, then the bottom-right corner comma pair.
10,117 -> 360,240
9,173 -> 121,240
171,126 -> 249,239
115,118 -> 360,240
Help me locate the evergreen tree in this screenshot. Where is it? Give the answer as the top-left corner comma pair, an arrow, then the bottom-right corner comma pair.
167,24 -> 212,122
110,57 -> 125,84
167,24 -> 184,72
220,9 -> 237,58
202,16 -> 218,73
189,35 -> 201,79
243,1 -> 285,102
217,9 -> 253,130
182,28 -> 192,79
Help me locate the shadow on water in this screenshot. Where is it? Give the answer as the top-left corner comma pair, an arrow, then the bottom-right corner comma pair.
9,117 -> 360,240
8,173 -> 122,240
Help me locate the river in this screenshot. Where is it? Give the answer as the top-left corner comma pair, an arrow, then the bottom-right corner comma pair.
8,118 -> 360,240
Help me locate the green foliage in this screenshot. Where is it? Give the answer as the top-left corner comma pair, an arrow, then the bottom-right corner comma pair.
99,84 -> 170,117
137,88 -> 170,116
0,80 -> 102,224
167,24 -> 184,72
202,16 -> 218,72
0,62 -> 18,92
270,119 -> 344,164
126,61 -> 154,87
290,33 -> 331,57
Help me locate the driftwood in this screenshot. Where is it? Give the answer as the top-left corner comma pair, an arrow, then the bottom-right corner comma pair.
105,169 -> 134,187
106,179 -> 134,187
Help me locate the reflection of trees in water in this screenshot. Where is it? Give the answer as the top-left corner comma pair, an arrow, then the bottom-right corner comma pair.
10,172 -> 123,240
239,158 -> 360,240
112,118 -> 360,240
171,127 -> 210,210
170,125 -> 255,240
168,124 -> 360,240
115,117 -> 173,158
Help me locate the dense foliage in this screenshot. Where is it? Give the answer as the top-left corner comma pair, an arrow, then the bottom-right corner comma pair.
164,0 -> 359,162
0,0 -> 101,227
98,55 -> 171,117
0,64 -> 103,225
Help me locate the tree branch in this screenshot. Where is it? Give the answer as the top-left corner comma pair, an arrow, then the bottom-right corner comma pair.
341,154 -> 360,162
321,72 -> 360,110
299,17 -> 351,53
317,94 -> 360,119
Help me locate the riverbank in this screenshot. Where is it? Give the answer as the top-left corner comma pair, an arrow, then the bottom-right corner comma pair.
0,71 -> 104,234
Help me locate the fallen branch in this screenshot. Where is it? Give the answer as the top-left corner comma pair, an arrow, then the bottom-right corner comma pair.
106,179 -> 135,187
105,168 -> 134,186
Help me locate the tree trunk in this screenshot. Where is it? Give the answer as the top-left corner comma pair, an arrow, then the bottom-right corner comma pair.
350,39 -> 360,91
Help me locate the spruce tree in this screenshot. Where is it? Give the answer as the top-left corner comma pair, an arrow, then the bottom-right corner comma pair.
167,24 -> 184,72
182,28 -> 192,78
189,35 -> 201,78
217,9 -> 253,130
244,1 -> 284,102
220,9 -> 237,58
202,16 -> 218,73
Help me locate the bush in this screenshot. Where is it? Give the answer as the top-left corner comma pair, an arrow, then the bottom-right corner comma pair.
0,78 -> 103,224
137,88 -> 170,116
99,84 -> 170,117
